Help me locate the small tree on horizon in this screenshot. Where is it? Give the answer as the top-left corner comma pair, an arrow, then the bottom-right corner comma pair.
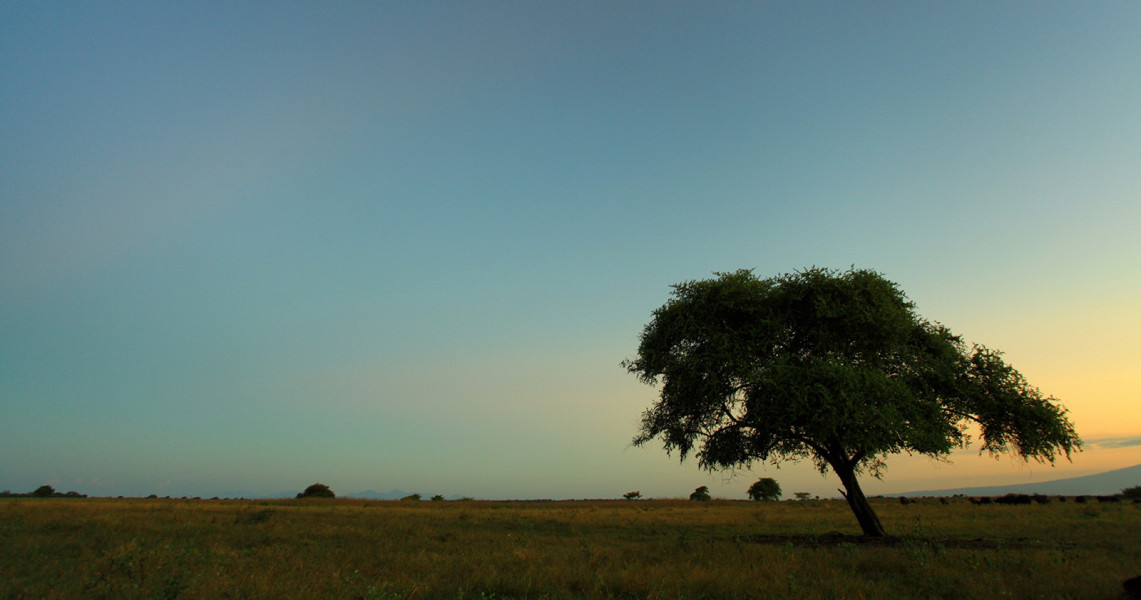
625,267 -> 1080,536
748,478 -> 782,501
689,486 -> 711,501
623,491 -> 642,500
297,483 -> 335,499
32,485 -> 55,498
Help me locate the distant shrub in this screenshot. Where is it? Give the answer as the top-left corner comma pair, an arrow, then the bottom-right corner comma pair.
32,485 -> 55,498
400,493 -> 421,502
794,492 -> 811,501
748,478 -> 782,502
1122,485 -> 1141,500
689,486 -> 711,501
430,494 -> 445,502
623,491 -> 642,500
297,483 -> 336,499
994,494 -> 1033,505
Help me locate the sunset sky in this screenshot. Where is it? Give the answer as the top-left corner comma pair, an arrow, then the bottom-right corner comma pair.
3,2 -> 1139,500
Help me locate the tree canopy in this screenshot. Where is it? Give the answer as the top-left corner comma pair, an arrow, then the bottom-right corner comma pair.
748,478 -> 782,502
689,486 -> 711,501
32,485 -> 55,498
624,267 -> 1080,536
297,483 -> 335,499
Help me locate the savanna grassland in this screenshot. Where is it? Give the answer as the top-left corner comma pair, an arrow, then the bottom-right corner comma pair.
2,496 -> 1137,599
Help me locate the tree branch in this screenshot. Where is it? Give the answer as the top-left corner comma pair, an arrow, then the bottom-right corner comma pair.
719,403 -> 743,426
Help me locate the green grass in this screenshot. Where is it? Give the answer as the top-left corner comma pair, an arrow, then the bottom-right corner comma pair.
1,496 -> 1137,599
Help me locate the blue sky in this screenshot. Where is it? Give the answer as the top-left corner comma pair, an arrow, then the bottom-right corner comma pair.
3,2 -> 1139,500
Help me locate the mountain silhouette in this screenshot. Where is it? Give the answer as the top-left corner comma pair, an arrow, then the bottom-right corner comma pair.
896,463 -> 1141,497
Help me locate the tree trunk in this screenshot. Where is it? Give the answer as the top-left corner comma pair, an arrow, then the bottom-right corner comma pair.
833,462 -> 885,537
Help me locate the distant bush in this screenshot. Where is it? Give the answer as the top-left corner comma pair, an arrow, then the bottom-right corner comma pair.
623,491 -> 642,500
1122,485 -> 1141,500
297,483 -> 336,499
400,493 -> 421,502
994,494 -> 1033,505
32,485 -> 55,498
689,486 -> 711,501
430,494 -> 445,501
747,478 -> 781,502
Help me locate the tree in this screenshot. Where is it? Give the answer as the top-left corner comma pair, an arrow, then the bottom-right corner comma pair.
297,483 -> 335,498
748,478 -> 782,501
623,491 -> 643,500
689,486 -> 711,501
624,267 -> 1080,537
32,485 -> 55,498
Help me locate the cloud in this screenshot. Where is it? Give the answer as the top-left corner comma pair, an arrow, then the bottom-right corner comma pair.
1086,436 -> 1141,449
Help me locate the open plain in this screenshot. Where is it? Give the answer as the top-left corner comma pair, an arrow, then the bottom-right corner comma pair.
2,496 -> 1138,599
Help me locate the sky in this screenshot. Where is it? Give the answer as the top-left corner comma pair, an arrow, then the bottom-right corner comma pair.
2,2 -> 1139,500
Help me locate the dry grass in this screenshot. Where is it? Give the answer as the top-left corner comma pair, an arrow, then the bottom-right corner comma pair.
2,496 -> 1137,599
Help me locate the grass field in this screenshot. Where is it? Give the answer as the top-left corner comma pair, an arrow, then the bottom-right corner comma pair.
2,496 -> 1137,599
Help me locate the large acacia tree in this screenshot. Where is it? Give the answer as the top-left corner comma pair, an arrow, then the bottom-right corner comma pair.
624,267 -> 1080,537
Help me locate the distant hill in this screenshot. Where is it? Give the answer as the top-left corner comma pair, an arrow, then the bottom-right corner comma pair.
896,463 -> 1141,497
345,489 -> 416,500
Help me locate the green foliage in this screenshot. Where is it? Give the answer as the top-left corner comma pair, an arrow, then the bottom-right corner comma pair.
297,483 -> 335,499
689,486 -> 711,501
430,494 -> 445,502
748,478 -> 782,501
32,485 -> 54,498
623,491 -> 643,500
625,267 -> 1081,536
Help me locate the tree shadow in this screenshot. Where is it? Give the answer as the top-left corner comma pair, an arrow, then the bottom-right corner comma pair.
732,532 -> 1076,549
